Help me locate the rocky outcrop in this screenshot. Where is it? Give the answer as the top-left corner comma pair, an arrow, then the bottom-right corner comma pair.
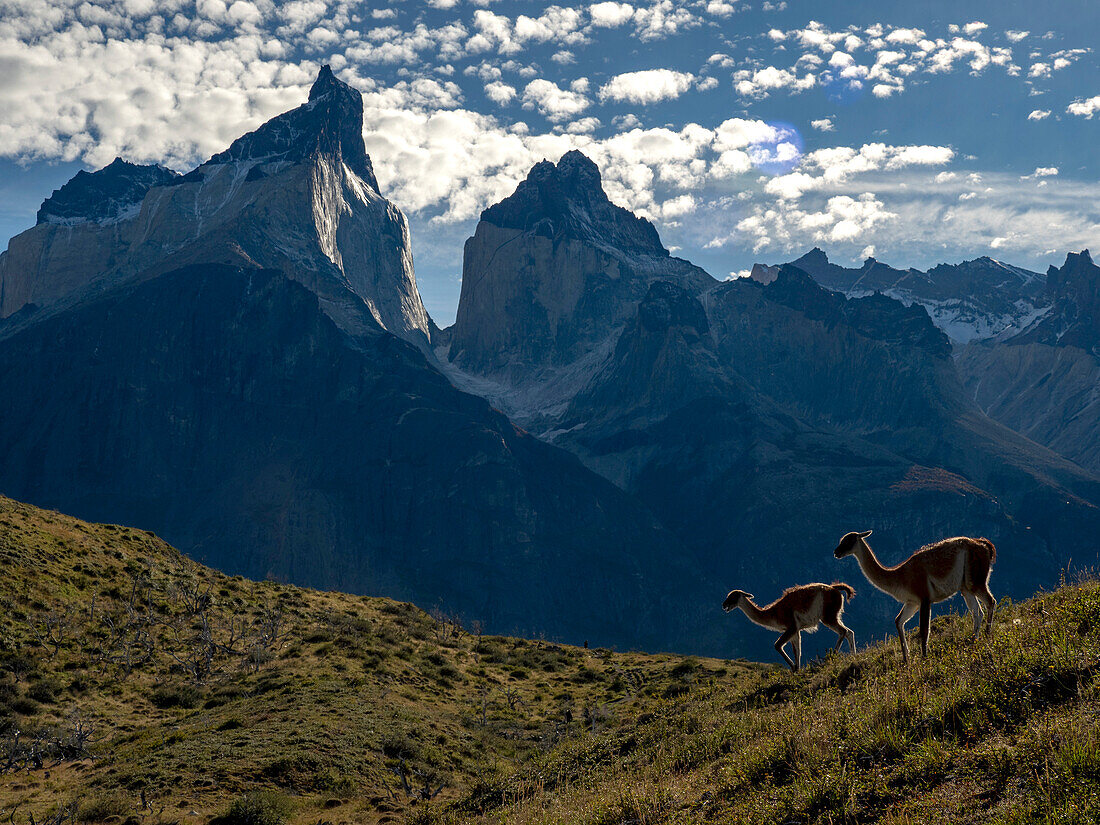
447,151 -> 714,378
788,248 -> 1048,344
0,263 -> 708,652
0,66 -> 431,347
36,158 -> 179,225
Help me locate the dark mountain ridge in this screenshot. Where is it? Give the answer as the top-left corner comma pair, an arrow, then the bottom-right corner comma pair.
788,247 -> 1048,344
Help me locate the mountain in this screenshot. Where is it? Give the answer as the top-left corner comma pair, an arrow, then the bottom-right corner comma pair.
553,266 -> 1100,611
959,250 -> 1100,474
0,72 -> 717,654
0,262 -> 707,651
789,247 -> 1048,344
0,65 -> 430,346
442,150 -> 714,428
448,161 -> 1100,638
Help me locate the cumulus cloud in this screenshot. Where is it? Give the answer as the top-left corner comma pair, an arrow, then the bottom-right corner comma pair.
521,78 -> 591,121
598,69 -> 695,104
733,66 -> 816,98
1067,96 -> 1100,118
1027,109 -> 1051,121
588,2 -> 634,27
736,193 -> 896,252
764,143 -> 955,199
484,80 -> 516,104
810,118 -> 835,131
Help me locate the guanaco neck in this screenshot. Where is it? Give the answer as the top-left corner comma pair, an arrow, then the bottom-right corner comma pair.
737,598 -> 774,628
852,538 -> 903,595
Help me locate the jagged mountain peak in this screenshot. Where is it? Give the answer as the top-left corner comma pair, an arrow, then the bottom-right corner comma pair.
205,64 -> 378,191
308,63 -> 343,100
479,150 -> 667,258
35,158 -> 178,226
1014,249 -> 1100,354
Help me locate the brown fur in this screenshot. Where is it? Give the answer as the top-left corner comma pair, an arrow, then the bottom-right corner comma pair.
833,530 -> 996,663
723,582 -> 857,671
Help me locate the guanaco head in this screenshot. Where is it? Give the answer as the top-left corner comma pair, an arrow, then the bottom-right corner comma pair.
723,589 -> 753,612
834,530 -> 872,559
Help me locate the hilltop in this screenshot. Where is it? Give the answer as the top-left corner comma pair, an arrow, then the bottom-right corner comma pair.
3,495 -> 1100,824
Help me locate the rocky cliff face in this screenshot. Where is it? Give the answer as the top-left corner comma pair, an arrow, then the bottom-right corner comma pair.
0,66 -> 430,347
447,151 -> 714,382
0,263 -> 708,652
789,248 -> 1048,344
959,250 -> 1100,475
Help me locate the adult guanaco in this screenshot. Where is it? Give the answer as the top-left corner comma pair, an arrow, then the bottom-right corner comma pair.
833,530 -> 996,663
723,582 -> 856,671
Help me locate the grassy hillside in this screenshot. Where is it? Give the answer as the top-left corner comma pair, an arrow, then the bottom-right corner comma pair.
440,583 -> 1100,824
0,495 -> 746,824
2,493 -> 1099,824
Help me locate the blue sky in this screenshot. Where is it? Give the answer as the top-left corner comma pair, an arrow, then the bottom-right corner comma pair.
1,0 -> 1098,323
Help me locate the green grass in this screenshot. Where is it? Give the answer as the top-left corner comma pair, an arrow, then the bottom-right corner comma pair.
0,495 -> 746,824
2,494 -> 1099,824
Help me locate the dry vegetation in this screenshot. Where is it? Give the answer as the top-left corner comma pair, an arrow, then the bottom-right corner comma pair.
2,494 -> 1099,824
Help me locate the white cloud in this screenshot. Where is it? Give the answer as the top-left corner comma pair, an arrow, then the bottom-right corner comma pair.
632,0 -> 699,41
1027,109 -> 1051,121
1067,96 -> 1100,118
588,1 -> 635,27
521,78 -> 590,121
736,193 -> 896,252
598,69 -> 695,104
733,66 -> 816,98
811,118 -> 835,131
484,80 -> 516,104
1006,30 -> 1029,42
764,143 -> 955,199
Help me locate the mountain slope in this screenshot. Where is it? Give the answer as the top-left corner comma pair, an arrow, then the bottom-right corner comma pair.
0,66 -> 430,346
0,263 -> 706,653
959,250 -> 1100,475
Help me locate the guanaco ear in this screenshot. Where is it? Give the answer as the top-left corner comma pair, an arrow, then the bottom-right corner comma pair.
858,530 -> 873,538
744,592 -> 754,600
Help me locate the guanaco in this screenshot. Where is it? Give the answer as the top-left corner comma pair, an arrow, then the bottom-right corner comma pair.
723,582 -> 856,671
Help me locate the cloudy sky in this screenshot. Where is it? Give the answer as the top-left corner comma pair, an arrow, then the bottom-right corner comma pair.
2,0 -> 1098,322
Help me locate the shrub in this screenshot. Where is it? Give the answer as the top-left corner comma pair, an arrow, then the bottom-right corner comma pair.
222,791 -> 293,825
150,683 -> 202,709
77,791 -> 130,822
27,675 -> 64,704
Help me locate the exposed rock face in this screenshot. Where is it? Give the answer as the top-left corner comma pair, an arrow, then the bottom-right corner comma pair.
959,251 -> 1100,474
0,66 -> 430,347
789,248 -> 1048,344
36,158 -> 179,225
447,151 -> 714,380
0,263 -> 707,652
1014,250 -> 1100,354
